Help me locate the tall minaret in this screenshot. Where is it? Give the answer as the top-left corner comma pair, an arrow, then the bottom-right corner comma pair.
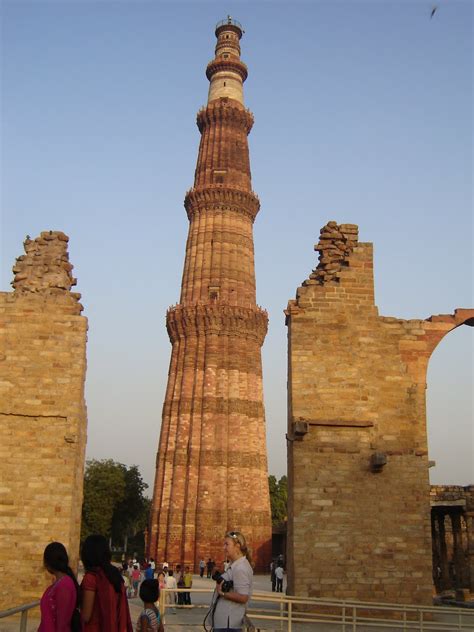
149,18 -> 272,570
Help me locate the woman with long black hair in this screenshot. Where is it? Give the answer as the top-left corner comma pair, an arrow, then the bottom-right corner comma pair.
38,542 -> 79,632
80,534 -> 133,632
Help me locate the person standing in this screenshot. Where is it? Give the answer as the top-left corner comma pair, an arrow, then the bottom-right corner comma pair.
210,531 -> 253,632
38,542 -> 79,632
270,561 -> 276,592
176,565 -> 185,605
206,558 -> 213,579
80,534 -> 133,632
165,569 -> 177,613
275,565 -> 284,593
135,579 -> 164,632
157,571 -> 166,594
144,564 -> 154,581
131,565 -> 141,598
183,566 -> 193,605
199,558 -> 205,578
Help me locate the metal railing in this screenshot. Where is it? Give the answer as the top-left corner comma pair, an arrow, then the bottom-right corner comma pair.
158,588 -> 474,631
2,589 -> 472,631
0,601 -> 39,632
215,17 -> 243,31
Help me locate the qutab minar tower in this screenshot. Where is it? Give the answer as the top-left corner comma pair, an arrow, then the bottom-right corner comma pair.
149,18 -> 272,570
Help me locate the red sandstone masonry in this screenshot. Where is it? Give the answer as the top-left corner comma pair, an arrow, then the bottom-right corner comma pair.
149,21 -> 272,571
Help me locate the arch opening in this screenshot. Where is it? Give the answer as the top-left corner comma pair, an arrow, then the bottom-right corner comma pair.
427,323 -> 473,595
427,324 -> 473,486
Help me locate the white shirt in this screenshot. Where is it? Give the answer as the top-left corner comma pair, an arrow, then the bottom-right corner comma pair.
213,556 -> 253,629
165,575 -> 177,590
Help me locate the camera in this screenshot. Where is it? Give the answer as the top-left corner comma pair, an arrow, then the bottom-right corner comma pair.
212,571 -> 233,593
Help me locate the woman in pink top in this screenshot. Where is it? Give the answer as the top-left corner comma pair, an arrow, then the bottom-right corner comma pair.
38,542 -> 79,632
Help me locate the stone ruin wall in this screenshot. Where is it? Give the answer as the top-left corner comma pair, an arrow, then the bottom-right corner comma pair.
0,232 -> 88,609
285,221 -> 473,605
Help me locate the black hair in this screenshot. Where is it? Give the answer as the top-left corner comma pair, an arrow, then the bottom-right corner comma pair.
139,579 -> 159,603
81,534 -> 123,593
43,542 -> 79,605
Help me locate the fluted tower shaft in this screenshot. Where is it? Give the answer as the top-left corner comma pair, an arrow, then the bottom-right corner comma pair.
149,18 -> 272,571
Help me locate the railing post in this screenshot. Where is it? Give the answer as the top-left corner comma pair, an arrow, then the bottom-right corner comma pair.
419,609 -> 423,632
403,609 -> 407,631
342,601 -> 346,632
287,600 -> 292,632
352,605 -> 356,632
160,588 -> 166,620
20,610 -> 27,632
279,597 -> 283,631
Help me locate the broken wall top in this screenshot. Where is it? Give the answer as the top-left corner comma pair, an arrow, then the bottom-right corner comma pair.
8,231 -> 83,314
285,221 -> 376,319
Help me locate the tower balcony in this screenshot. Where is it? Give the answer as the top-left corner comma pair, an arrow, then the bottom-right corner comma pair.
166,302 -> 268,345
215,17 -> 244,39
184,186 -> 260,222
196,100 -> 254,133
206,57 -> 248,83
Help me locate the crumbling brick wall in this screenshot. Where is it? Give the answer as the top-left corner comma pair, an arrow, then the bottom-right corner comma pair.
285,222 -> 473,604
0,232 -> 87,608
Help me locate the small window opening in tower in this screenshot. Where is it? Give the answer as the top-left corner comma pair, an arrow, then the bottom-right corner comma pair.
226,35 -> 229,39
209,286 -> 220,301
213,168 -> 227,184
223,54 -> 229,59
223,82 -> 226,86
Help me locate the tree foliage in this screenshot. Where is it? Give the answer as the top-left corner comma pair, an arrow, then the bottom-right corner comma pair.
111,465 -> 150,543
81,459 -> 149,546
269,474 -> 288,526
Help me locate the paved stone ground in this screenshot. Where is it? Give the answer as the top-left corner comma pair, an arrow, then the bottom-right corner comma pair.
1,574 -> 473,632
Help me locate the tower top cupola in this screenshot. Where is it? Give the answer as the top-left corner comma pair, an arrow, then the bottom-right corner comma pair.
206,16 -> 248,105
215,15 -> 244,40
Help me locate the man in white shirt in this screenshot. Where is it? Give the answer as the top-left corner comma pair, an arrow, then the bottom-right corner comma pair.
165,569 -> 177,613
275,565 -> 284,593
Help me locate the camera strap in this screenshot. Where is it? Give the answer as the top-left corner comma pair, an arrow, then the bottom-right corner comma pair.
202,586 -> 220,632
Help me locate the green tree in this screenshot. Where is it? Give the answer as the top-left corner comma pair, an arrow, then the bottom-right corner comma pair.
81,459 -> 149,549
268,474 -> 288,526
111,465 -> 150,550
81,459 -> 126,539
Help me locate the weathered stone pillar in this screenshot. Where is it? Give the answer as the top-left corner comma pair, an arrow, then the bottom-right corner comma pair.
451,512 -> 464,588
465,512 -> 474,592
465,511 -> 474,593
431,511 -> 442,591
437,513 -> 450,590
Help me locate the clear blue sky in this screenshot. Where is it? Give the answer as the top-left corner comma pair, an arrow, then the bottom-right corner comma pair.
1,1 -> 472,493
